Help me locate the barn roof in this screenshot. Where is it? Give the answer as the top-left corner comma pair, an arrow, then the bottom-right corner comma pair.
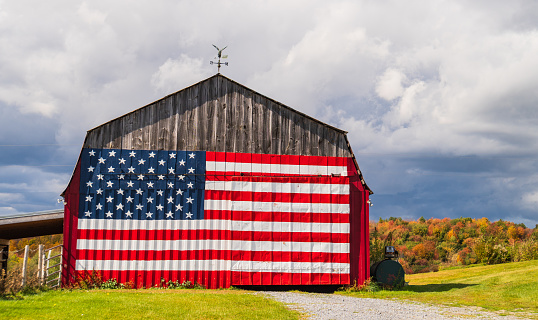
65,74 -> 371,194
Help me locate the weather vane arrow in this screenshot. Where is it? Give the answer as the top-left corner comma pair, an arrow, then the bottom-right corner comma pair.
210,45 -> 228,73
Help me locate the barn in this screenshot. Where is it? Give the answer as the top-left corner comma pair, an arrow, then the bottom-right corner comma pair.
62,74 -> 372,289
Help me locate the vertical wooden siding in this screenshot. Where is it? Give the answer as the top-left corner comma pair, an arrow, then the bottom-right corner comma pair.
83,76 -> 351,158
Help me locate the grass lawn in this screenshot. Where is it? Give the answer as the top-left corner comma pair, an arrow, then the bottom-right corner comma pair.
339,260 -> 538,318
0,289 -> 300,320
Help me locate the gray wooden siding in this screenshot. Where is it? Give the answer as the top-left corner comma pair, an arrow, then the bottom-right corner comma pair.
83,75 -> 351,158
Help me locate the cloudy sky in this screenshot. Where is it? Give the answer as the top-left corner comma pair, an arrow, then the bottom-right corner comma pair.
1,0 -> 537,227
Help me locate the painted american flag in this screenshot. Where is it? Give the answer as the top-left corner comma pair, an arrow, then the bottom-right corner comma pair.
75,148 -> 353,288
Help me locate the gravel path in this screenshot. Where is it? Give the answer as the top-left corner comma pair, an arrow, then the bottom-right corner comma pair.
256,291 -> 530,320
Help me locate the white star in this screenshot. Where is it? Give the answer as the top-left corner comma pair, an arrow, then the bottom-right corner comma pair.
127,181 -> 134,188
158,175 -> 165,180
96,203 -> 103,210
136,204 -> 143,210
176,189 -> 183,195
166,211 -> 174,218
169,153 -> 176,159
185,212 -> 193,219
128,166 -> 135,173
147,197 -> 154,203
167,196 -> 174,204
119,158 -> 126,165
186,197 -> 194,204
96,188 -> 103,195
97,174 -> 104,180
156,204 -> 164,211
129,151 -> 136,157
138,159 -> 146,165
88,166 -> 95,172
125,210 -> 133,218
89,150 -> 95,156
178,175 -> 186,181
189,153 -> 195,159
117,189 -> 124,195
107,181 -> 114,188
105,211 -> 113,218
85,211 -> 92,217
98,157 -> 106,164
168,168 -> 175,174
116,203 -> 124,211
118,174 -> 125,180
86,181 -> 93,188
167,182 -> 174,188
188,167 -> 195,174
187,182 -> 194,189
126,196 -> 134,203
158,159 -> 166,166
85,195 -> 93,202
178,159 -> 185,166
108,151 -> 116,157
149,152 -> 156,158
108,166 -> 115,173
147,182 -> 154,188
175,204 -> 183,211
146,212 -> 153,218
148,167 -> 155,173
138,174 -> 144,180
157,190 -> 164,196
136,188 -> 143,195
106,196 -> 114,203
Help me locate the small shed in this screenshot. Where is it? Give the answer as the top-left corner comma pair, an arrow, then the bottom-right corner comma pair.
62,74 -> 372,288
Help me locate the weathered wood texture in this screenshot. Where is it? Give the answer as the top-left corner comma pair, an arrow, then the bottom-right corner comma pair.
83,75 -> 351,158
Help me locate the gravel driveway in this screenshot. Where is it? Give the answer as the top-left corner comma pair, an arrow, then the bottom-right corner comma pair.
257,291 -> 530,320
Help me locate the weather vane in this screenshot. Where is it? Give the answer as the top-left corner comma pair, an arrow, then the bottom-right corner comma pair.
210,45 -> 228,73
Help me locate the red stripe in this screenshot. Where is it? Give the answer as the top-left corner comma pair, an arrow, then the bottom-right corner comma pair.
205,171 -> 349,180
72,270 -> 350,288
76,250 -> 350,263
204,210 -> 349,223
232,271 -> 349,286
78,229 -> 349,243
204,189 -> 349,204
206,151 -> 349,167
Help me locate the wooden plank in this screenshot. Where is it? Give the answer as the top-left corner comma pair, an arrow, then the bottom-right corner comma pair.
186,84 -> 198,151
214,76 -> 226,152
224,79 -> 234,152
203,79 -> 215,152
176,90 -> 188,151
279,105 -> 290,154
156,99 -> 170,150
121,112 -> 134,150
318,124 -> 328,157
132,109 -> 144,151
167,95 -> 178,151
270,101 -> 281,155
251,92 -> 261,154
293,113 -> 304,156
260,97 -> 271,154
242,87 -> 253,154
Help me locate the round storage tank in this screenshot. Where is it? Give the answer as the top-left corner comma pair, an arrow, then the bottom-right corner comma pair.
370,259 -> 405,288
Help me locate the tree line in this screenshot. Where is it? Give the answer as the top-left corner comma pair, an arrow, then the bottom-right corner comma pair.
370,217 -> 538,274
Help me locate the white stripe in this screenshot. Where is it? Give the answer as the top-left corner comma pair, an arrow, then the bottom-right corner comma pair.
205,180 -> 349,194
205,199 -> 350,214
77,219 -> 349,234
75,259 -> 349,273
76,259 -> 231,271
206,161 -> 348,176
76,239 -> 350,253
231,261 -> 350,273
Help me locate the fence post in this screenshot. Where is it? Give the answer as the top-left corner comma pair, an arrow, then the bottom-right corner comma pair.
38,244 -> 44,286
21,245 -> 29,288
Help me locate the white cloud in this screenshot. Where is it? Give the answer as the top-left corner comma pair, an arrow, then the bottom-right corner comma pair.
375,69 -> 407,101
151,54 -> 211,95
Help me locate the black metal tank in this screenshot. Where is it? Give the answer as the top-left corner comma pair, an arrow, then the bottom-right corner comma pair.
370,246 -> 405,288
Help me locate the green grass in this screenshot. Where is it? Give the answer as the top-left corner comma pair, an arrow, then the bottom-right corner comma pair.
339,260 -> 538,318
0,289 -> 300,320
